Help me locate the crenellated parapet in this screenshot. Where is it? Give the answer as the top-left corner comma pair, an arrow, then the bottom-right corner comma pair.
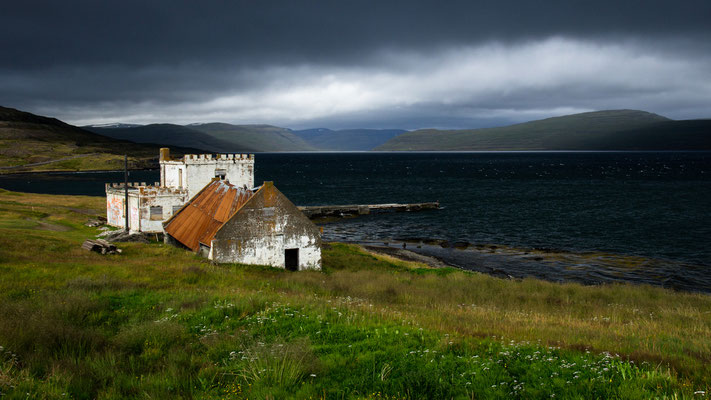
159,148 -> 255,197
105,182 -> 186,196
181,153 -> 254,162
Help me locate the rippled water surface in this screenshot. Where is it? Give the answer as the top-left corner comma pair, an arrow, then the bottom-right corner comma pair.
2,152 -> 710,291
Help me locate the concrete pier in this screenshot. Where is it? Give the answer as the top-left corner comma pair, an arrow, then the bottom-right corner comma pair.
298,202 -> 439,219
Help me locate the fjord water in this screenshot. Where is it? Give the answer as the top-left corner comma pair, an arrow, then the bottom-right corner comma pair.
2,152 -> 709,291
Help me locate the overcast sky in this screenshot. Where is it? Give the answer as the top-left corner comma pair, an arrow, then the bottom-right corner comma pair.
1,0 -> 710,129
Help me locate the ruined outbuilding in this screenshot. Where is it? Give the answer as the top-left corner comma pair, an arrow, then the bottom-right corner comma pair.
106,148 -> 254,233
163,179 -> 322,270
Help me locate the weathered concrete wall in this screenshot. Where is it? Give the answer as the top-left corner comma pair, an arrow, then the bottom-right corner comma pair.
105,187 -> 141,231
128,195 -> 140,232
136,186 -> 189,233
210,182 -> 322,270
106,184 -> 188,233
160,153 -> 254,198
161,162 -> 186,189
106,189 -> 127,228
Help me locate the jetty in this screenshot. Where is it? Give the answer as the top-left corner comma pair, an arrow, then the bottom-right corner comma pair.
298,201 -> 439,219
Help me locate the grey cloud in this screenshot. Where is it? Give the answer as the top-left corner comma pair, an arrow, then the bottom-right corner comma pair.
3,0 -> 710,69
1,1 -> 710,128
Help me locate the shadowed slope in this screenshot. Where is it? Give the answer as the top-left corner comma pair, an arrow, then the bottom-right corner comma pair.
376,110 -> 707,151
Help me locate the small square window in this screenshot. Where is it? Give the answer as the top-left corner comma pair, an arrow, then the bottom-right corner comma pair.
150,206 -> 163,220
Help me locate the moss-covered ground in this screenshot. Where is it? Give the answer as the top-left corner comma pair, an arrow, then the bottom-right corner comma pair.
0,189 -> 709,399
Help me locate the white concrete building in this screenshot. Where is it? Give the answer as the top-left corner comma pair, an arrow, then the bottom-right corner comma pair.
163,180 -> 322,270
159,148 -> 254,198
106,183 -> 189,233
106,148 -> 255,233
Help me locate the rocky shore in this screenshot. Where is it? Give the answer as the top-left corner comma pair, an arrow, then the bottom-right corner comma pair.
355,238 -> 711,293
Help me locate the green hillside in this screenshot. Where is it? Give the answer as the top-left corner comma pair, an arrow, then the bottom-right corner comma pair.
85,124 -> 254,153
191,123 -> 315,152
376,110 -> 709,151
0,106 -> 172,173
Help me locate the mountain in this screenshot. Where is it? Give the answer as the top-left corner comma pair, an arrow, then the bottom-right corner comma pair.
0,106 -> 177,173
85,124 -> 253,153
190,123 -> 315,152
376,110 -> 711,151
293,128 -> 407,151
87,123 -> 315,152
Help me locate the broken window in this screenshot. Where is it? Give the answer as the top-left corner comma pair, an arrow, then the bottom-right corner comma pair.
215,168 -> 227,179
150,206 -> 163,220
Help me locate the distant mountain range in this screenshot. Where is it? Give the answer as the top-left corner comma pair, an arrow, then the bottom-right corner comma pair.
376,110 -> 711,151
1,106 -> 710,174
85,124 -> 406,152
86,109 -> 711,152
85,124 -> 251,153
292,128 -> 407,151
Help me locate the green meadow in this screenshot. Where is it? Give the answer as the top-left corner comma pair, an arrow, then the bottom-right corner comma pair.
0,189 -> 709,399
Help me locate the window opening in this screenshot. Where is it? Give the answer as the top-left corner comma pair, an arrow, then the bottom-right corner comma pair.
150,206 -> 163,220
285,248 -> 299,271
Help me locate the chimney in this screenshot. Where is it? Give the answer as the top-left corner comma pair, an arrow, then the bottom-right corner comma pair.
159,148 -> 170,162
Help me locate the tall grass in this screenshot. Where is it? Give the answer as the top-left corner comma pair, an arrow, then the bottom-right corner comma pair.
0,189 -> 709,398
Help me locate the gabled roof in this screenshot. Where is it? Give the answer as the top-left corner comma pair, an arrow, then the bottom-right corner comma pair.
163,179 -> 254,251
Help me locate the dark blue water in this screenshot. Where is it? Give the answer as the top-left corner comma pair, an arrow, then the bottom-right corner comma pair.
2,152 -> 710,290
256,152 -> 711,266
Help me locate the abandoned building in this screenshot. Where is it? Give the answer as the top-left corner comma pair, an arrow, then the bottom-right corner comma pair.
163,179 -> 322,270
105,148 -> 254,232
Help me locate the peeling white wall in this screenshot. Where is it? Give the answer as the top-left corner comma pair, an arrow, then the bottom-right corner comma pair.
105,188 -> 140,231
106,190 -> 126,228
160,154 -> 254,198
128,195 -> 140,232
210,234 -> 321,270
161,162 -> 185,189
106,186 -> 188,233
137,188 -> 189,233
208,184 -> 322,270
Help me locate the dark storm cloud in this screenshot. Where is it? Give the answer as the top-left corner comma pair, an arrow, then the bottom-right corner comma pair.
3,0 -> 710,68
1,1 -> 710,127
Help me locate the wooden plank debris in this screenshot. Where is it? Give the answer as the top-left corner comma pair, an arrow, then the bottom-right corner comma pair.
81,239 -> 121,255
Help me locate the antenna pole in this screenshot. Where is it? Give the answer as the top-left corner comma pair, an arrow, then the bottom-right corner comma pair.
124,155 -> 129,231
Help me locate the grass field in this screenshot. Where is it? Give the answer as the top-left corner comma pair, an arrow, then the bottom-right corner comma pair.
0,189 -> 709,399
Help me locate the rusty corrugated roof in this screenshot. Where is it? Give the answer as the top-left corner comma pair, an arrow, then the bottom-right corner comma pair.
163,179 -> 254,251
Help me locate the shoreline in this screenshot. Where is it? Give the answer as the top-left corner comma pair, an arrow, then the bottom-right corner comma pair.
0,167 -> 158,176
352,238 -> 711,294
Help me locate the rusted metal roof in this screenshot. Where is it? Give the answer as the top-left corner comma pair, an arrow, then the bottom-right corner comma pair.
163,179 -> 254,251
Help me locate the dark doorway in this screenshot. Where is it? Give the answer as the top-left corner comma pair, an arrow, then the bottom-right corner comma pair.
285,248 -> 299,271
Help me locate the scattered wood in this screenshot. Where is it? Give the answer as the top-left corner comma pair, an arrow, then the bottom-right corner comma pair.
81,239 -> 121,255
84,218 -> 106,227
101,230 -> 151,243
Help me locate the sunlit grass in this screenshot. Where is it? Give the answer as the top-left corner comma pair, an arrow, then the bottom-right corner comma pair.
0,189 -> 709,398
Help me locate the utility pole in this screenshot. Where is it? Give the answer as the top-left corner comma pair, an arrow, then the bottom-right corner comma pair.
124,155 -> 129,231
